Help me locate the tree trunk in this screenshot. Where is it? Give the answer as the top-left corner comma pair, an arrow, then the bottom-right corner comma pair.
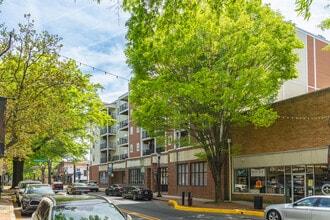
12,158 -> 24,188
212,169 -> 223,203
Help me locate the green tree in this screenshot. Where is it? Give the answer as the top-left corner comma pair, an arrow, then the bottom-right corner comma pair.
0,15 -> 112,187
123,0 -> 303,202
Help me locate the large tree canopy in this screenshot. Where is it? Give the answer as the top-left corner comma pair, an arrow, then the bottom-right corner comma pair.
0,15 -> 112,186
123,0 -> 303,202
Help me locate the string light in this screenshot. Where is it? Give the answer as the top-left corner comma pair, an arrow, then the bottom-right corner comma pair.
278,115 -> 330,120
60,55 -> 130,81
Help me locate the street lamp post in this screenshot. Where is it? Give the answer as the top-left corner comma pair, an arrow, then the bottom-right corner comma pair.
157,153 -> 162,197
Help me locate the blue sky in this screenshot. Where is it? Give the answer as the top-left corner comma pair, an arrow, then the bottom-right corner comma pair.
1,0 -> 329,103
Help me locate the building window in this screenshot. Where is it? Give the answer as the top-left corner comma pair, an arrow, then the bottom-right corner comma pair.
191,162 -> 207,186
130,144 -> 133,152
137,143 -> 140,152
129,169 -> 144,185
178,164 -> 188,185
130,126 -> 133,135
160,167 -> 168,185
167,135 -> 172,146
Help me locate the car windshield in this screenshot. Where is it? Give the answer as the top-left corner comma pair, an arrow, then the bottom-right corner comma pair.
26,186 -> 54,194
52,200 -> 125,220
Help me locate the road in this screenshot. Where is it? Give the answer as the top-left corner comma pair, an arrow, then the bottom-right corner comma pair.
14,191 -> 263,220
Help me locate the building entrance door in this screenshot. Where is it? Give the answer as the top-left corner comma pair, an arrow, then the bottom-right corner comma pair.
293,174 -> 306,201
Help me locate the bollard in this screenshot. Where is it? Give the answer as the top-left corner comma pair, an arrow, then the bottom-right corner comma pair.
187,192 -> 193,206
182,191 -> 185,206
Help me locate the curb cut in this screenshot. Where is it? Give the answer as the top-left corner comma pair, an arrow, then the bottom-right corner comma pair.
168,199 -> 264,217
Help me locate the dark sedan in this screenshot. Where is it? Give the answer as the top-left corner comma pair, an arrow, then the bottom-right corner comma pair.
20,184 -> 55,216
122,186 -> 153,201
105,184 -> 126,196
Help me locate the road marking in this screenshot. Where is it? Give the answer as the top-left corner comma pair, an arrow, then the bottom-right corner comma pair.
120,208 -> 160,220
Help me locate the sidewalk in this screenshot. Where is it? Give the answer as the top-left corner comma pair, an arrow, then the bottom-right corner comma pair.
0,187 -> 16,220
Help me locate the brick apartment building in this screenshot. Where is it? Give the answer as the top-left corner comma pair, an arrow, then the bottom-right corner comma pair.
89,27 -> 330,203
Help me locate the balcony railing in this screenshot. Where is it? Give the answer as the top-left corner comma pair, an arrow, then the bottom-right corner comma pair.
118,119 -> 128,129
118,137 -> 128,145
119,103 -> 128,112
112,154 -> 128,161
142,131 -> 149,139
100,126 -> 116,135
100,142 -> 116,150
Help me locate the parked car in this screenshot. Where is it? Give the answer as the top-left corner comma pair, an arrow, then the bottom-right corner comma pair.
31,194 -> 132,220
20,184 -> 55,216
122,186 -> 153,201
79,180 -> 99,192
15,180 -> 42,206
51,181 -> 64,193
105,184 -> 126,196
66,182 -> 90,195
264,195 -> 330,220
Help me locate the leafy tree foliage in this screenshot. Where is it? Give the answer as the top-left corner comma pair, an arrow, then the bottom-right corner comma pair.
0,15 -> 112,186
122,0 -> 303,202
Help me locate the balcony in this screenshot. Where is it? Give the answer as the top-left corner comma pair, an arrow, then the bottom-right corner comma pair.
100,158 -> 107,163
100,142 -> 116,150
118,137 -> 128,146
100,126 -> 116,135
112,154 -> 128,161
118,119 -> 128,130
119,103 -> 128,114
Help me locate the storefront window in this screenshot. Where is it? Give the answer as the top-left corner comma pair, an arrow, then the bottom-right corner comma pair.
266,167 -> 284,194
234,169 -> 248,192
314,165 -> 330,195
250,168 -> 266,193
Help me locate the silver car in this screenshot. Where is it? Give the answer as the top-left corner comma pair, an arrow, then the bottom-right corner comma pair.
264,195 -> 330,220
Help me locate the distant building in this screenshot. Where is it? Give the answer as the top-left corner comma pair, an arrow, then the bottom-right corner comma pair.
54,161 -> 89,184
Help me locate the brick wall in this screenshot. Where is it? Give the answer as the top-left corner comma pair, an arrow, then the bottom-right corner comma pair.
230,87 -> 330,155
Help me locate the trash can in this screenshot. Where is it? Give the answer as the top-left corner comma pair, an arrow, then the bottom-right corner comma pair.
254,196 -> 263,209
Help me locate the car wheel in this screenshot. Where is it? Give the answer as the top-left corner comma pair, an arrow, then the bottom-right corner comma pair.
133,194 -> 137,201
267,210 -> 281,220
105,191 -> 109,196
21,210 -> 28,216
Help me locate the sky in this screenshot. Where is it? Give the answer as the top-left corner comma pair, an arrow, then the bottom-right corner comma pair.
1,0 -> 330,103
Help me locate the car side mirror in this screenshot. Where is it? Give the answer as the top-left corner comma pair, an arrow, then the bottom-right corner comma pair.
127,214 -> 132,220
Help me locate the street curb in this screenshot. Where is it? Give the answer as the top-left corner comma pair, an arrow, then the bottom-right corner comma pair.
168,199 -> 264,217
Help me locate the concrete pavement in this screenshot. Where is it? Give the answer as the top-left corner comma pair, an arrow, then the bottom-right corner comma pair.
0,187 -> 16,220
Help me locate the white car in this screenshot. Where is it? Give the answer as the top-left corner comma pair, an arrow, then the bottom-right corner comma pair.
264,195 -> 330,220
235,184 -> 247,192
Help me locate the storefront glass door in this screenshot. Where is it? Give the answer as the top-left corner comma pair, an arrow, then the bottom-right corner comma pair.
293,174 -> 306,201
